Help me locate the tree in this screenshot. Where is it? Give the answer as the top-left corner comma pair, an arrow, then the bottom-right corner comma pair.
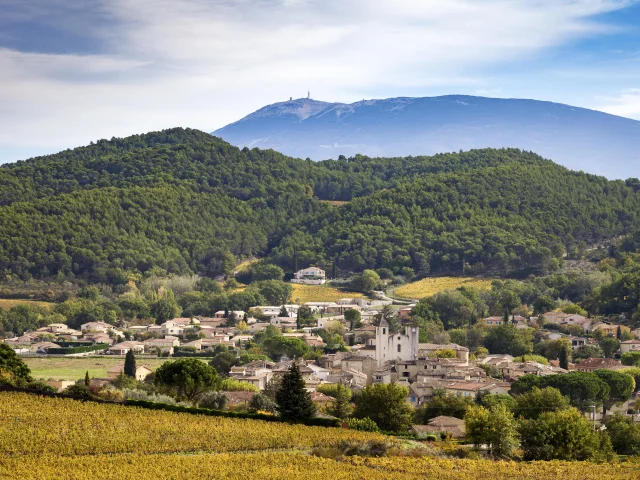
251,280 -> 292,306
249,393 -> 277,413
513,387 -> 570,419
154,358 -> 221,402
296,306 -> 314,329
484,324 -> 532,356
511,372 -> 610,411
416,393 -> 474,422
326,383 -> 353,420
464,404 -> 519,458
0,344 -> 31,382
599,337 -> 620,358
605,413 -> 640,455
250,263 -> 285,282
351,269 -> 381,293
344,309 -> 362,331
263,376 -> 282,401
572,344 -> 603,361
263,336 -> 309,361
533,295 -> 555,315
353,383 -> 413,432
558,345 -> 569,370
621,351 -> 640,366
198,391 -> 228,410
124,350 -> 137,378
279,305 -> 289,318
209,351 -> 237,377
151,289 -> 181,324
519,408 -> 612,461
275,364 -> 316,422
479,393 -> 516,410
594,369 -> 635,417
84,371 -> 90,387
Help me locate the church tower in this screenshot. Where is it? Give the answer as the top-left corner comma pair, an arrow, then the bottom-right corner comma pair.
375,318 -> 390,367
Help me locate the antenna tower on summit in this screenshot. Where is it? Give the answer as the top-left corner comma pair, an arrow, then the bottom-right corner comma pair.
307,90 -> 311,100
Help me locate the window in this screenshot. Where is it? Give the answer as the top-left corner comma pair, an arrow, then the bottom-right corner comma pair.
397,344 -> 401,353
382,328 -> 386,335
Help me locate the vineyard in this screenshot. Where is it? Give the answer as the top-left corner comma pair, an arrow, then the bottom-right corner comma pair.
291,284 -> 363,304
2,392 -> 639,479
395,277 -> 493,300
0,299 -> 54,310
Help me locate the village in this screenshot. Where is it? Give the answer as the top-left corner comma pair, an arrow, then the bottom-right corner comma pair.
4,266 -> 640,433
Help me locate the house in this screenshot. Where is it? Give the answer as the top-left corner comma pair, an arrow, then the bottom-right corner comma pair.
480,316 -> 504,327
144,337 -> 179,355
182,339 -> 203,351
397,307 -> 413,319
325,304 -> 361,315
47,323 -> 69,333
46,379 -> 76,392
418,343 -> 470,363
229,361 -> 276,390
570,336 -> 588,349
80,322 -> 112,333
107,341 -> 145,355
107,365 -> 153,381
305,362 -> 331,381
291,267 -> 326,285
270,317 -> 298,328
591,323 -> 631,336
411,416 -> 466,439
373,368 -> 393,384
224,391 -> 256,409
620,340 -> 640,354
444,381 -> 510,398
341,356 -> 377,383
576,357 -> 625,372
310,391 -> 333,406
159,321 -> 185,337
374,320 -> 419,367
254,305 -> 299,319
29,342 -> 60,353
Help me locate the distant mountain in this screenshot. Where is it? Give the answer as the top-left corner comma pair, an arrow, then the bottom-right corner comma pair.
213,95 -> 640,179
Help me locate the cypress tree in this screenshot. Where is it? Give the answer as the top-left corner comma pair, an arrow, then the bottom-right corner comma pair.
275,363 -> 316,422
327,383 -> 353,420
124,349 -> 137,378
84,371 -> 90,387
559,346 -> 569,370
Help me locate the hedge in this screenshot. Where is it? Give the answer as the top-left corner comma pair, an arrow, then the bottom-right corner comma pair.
46,344 -> 109,354
0,385 -> 341,428
124,399 -> 341,428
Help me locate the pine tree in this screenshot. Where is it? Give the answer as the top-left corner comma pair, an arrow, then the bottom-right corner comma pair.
124,349 -> 137,378
84,371 -> 90,387
279,305 -> 289,317
559,346 -> 569,370
275,363 -> 316,422
327,383 -> 353,420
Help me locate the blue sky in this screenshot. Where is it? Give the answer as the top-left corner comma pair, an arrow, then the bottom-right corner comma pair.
1,0 -> 640,163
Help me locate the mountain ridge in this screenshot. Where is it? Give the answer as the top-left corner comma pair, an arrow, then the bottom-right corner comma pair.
213,95 -> 640,179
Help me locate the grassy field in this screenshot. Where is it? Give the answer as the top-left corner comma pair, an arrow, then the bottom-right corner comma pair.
0,299 -> 54,310
24,356 -> 170,381
2,392 -> 638,480
395,277 -> 494,300
291,284 -> 363,304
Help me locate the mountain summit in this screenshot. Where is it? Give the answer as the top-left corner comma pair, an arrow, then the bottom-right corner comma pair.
213,95 -> 640,179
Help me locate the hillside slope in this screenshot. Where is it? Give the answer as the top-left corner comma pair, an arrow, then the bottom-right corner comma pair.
1,128 -> 639,282
213,95 -> 640,179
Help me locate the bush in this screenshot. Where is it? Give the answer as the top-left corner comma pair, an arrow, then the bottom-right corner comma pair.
96,388 -> 125,402
248,393 -> 276,413
23,381 -> 57,393
198,391 -> 228,410
220,378 -> 259,392
47,344 -> 109,355
63,384 -> 94,399
426,435 -> 437,442
122,388 -> 179,405
347,417 -> 379,432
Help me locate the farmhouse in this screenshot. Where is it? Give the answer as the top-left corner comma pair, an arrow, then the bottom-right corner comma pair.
107,365 -> 153,381
291,267 -> 326,285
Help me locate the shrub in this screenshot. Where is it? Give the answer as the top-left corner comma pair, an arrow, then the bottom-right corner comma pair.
63,384 -> 94,399
198,391 -> 228,410
426,435 -> 437,442
220,378 -> 259,392
347,417 -> 379,433
248,393 -> 276,413
121,388 -> 178,405
96,389 -> 125,402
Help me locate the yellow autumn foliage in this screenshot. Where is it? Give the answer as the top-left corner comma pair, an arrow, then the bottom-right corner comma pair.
395,277 -> 493,300
291,284 -> 363,304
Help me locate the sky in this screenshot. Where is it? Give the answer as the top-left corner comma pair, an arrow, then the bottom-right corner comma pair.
1,0 -> 640,163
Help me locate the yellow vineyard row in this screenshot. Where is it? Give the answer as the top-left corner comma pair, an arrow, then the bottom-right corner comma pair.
2,452 -> 638,480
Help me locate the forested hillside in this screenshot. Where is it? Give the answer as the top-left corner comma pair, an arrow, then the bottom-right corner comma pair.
1,128 -> 639,283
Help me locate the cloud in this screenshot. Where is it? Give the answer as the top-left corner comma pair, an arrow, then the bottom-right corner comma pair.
0,0 -> 637,161
598,88 -> 640,118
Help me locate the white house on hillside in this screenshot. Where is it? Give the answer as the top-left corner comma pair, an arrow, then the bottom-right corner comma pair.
291,267 -> 326,285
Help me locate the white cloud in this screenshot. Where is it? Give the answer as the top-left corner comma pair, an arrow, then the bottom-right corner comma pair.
597,88 -> 640,118
0,0 -> 636,160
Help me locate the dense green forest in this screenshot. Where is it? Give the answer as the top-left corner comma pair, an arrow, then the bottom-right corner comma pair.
2,128 -> 640,282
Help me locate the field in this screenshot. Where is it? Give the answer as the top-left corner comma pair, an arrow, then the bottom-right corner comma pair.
2,392 -> 639,479
24,356 -> 170,381
395,277 -> 494,300
0,298 -> 54,310
291,284 -> 363,304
